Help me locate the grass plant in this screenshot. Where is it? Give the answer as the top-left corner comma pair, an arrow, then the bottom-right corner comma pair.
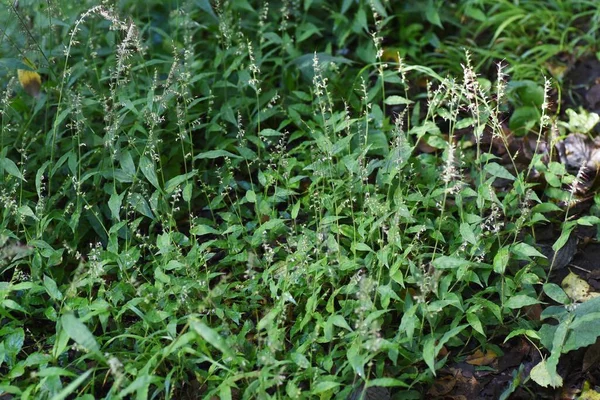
2,0 -> 600,399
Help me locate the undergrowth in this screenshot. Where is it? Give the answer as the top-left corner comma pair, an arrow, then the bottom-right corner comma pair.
1,0 -> 600,399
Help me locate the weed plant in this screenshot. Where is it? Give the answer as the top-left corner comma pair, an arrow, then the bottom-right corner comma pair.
0,1 -> 598,399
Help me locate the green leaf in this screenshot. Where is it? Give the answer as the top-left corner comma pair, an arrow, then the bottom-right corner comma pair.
347,345 -> 365,378
577,215 -> 600,226
422,337 -> 437,374
493,246 -> 510,274
290,352 -> 310,369
194,0 -> 218,20
425,0 -> 442,27
312,381 -> 340,394
552,228 -> 575,253
353,242 -> 373,252
543,283 -> 569,305
509,106 -> 539,136
52,370 -> 93,400
504,328 -> 540,343
43,275 -> 63,301
0,157 -> 25,181
259,128 -> 282,137
484,162 -> 515,181
512,243 -> 545,259
459,222 -> 477,245
365,378 -> 410,388
257,308 -> 279,331
108,192 -> 123,221
3,328 -> 24,361
432,256 -> 470,269
139,156 -> 160,190
60,313 -> 100,353
190,319 -> 234,359
504,295 -> 540,309
384,95 -> 413,105
35,161 -> 50,197
194,150 -> 241,160
563,312 -> 600,352
127,193 -> 155,220
467,312 -> 485,336
291,201 -> 301,219
183,182 -> 193,202
423,325 -> 467,374
164,171 -> 197,194
330,315 -> 352,331
190,224 -> 220,235
564,108 -> 600,133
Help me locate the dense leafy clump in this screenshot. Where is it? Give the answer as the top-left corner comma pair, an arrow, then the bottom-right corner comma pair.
2,1 -> 600,399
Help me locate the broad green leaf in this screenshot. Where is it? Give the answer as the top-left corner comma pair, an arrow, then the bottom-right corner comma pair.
190,224 -> 220,236
139,156 -> 160,190
257,308 -> 279,331
493,246 -> 510,274
484,162 -> 515,181
504,295 -> 540,309
35,161 -> 50,197
60,313 -> 100,353
552,228 -> 575,253
330,315 -> 352,331
504,329 -> 540,343
543,283 -> 569,305
353,242 -> 373,252
365,378 -> 410,388
422,337 -> 437,373
509,106 -> 539,136
4,328 -> 24,361
512,243 -> 545,259
467,312 -> 485,336
190,319 -> 234,359
460,223 -> 478,245
127,192 -> 155,220
291,352 -> 310,369
259,128 -> 282,137
312,381 -> 340,394
0,157 -> 25,181
291,200 -> 301,219
347,345 -> 365,378
384,95 -> 413,105
432,256 -> 470,269
194,150 -> 241,159
108,192 -> 123,221
563,312 -> 600,352
43,275 -> 63,301
425,0 -> 442,27
183,182 -> 193,202
164,171 -> 197,194
578,216 -> 600,226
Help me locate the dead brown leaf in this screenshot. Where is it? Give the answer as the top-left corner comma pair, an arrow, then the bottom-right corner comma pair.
466,349 -> 498,366
428,375 -> 456,397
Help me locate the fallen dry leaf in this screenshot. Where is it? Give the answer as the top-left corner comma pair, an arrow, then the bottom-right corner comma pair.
579,381 -> 600,400
428,375 -> 456,397
466,349 -> 498,366
562,270 -> 600,302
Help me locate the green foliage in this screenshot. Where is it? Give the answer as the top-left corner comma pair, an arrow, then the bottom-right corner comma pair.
1,0 -> 600,398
